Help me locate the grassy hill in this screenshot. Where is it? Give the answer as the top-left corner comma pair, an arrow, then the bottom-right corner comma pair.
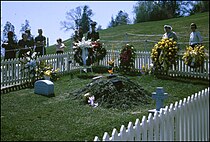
46,12 -> 209,54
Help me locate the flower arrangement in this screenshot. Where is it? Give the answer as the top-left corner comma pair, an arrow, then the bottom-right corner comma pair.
73,38 -> 106,66
108,59 -> 115,74
141,63 -> 154,75
37,61 -> 60,81
182,45 -> 206,68
20,49 -> 39,82
20,49 -> 60,82
119,44 -> 136,73
151,38 -> 179,73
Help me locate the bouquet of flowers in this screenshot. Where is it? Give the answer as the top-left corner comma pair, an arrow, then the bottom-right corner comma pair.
119,44 -> 136,73
141,64 -> 154,75
73,37 -> 106,66
151,38 -> 179,73
36,61 -> 60,81
108,59 -> 115,74
182,45 -> 206,68
73,37 -> 92,66
20,49 -> 39,82
91,39 -> 106,63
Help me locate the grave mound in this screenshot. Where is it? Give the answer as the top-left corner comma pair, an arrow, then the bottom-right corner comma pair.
72,75 -> 151,109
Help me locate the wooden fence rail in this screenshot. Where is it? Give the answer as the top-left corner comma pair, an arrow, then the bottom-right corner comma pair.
94,87 -> 209,141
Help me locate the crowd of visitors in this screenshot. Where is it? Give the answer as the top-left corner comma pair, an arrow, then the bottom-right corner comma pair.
2,28 -> 47,59
1,22 -> 203,60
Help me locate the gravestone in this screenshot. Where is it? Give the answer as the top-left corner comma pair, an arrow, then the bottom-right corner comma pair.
148,87 -> 168,113
34,80 -> 54,97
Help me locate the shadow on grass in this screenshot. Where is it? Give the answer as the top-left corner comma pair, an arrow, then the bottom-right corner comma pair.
156,75 -> 209,86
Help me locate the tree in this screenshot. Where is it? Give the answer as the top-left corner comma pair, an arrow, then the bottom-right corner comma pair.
108,16 -> 116,28
133,1 -> 154,23
133,1 -> 199,23
191,1 -> 209,14
115,10 -> 130,26
80,5 -> 93,34
60,5 -> 93,33
97,25 -> 102,31
2,21 -> 18,42
108,10 -> 130,28
20,19 -> 31,33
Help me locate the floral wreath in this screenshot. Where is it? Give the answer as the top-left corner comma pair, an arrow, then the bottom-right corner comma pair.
73,39 -> 106,66
20,49 -> 59,82
182,44 -> 206,68
151,38 -> 179,72
119,44 -> 136,72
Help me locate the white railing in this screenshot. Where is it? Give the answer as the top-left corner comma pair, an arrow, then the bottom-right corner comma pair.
0,52 -> 80,89
1,50 -> 209,89
100,50 -> 209,79
94,87 -> 209,141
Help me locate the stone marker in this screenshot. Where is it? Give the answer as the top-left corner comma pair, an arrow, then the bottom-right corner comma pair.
34,80 -> 54,97
148,87 -> 168,113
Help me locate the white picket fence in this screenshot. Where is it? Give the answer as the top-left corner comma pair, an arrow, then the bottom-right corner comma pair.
1,50 -> 209,89
94,87 -> 209,141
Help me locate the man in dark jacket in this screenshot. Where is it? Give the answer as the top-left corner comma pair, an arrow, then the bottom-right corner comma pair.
86,21 -> 99,41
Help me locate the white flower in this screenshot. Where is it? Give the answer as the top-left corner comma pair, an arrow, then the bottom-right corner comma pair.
31,52 -> 37,59
150,63 -> 154,68
88,96 -> 98,107
26,51 -> 30,55
78,37 -> 92,49
26,57 -> 30,61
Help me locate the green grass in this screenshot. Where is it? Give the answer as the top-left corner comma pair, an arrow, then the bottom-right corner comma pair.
1,72 -> 209,141
46,12 -> 209,54
1,12 -> 209,141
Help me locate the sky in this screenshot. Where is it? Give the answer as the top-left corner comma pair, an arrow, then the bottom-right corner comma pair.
1,1 -> 137,46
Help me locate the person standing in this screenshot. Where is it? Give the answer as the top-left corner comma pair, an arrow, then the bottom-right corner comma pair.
86,21 -> 99,41
2,31 -> 18,59
162,25 -> 178,42
34,29 -> 46,56
25,29 -> 34,50
189,23 -> 202,48
18,33 -> 31,58
56,38 -> 66,54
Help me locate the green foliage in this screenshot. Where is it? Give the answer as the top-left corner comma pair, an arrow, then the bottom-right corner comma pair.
2,21 -> 18,42
60,5 -> 93,33
108,10 -> 130,28
20,19 -> 31,33
133,1 -> 204,23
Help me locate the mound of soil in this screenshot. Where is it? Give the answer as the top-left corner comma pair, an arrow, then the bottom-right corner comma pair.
72,74 -> 151,109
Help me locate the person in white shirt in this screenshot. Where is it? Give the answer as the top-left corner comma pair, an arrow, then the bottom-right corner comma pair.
189,23 -> 202,48
56,38 -> 66,54
162,25 -> 178,42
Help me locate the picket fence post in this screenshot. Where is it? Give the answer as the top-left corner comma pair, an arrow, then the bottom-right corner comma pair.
147,113 -> 153,141
134,119 -> 141,141
119,125 -> 126,140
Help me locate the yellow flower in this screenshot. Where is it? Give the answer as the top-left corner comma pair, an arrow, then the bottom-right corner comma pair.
44,70 -> 51,76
